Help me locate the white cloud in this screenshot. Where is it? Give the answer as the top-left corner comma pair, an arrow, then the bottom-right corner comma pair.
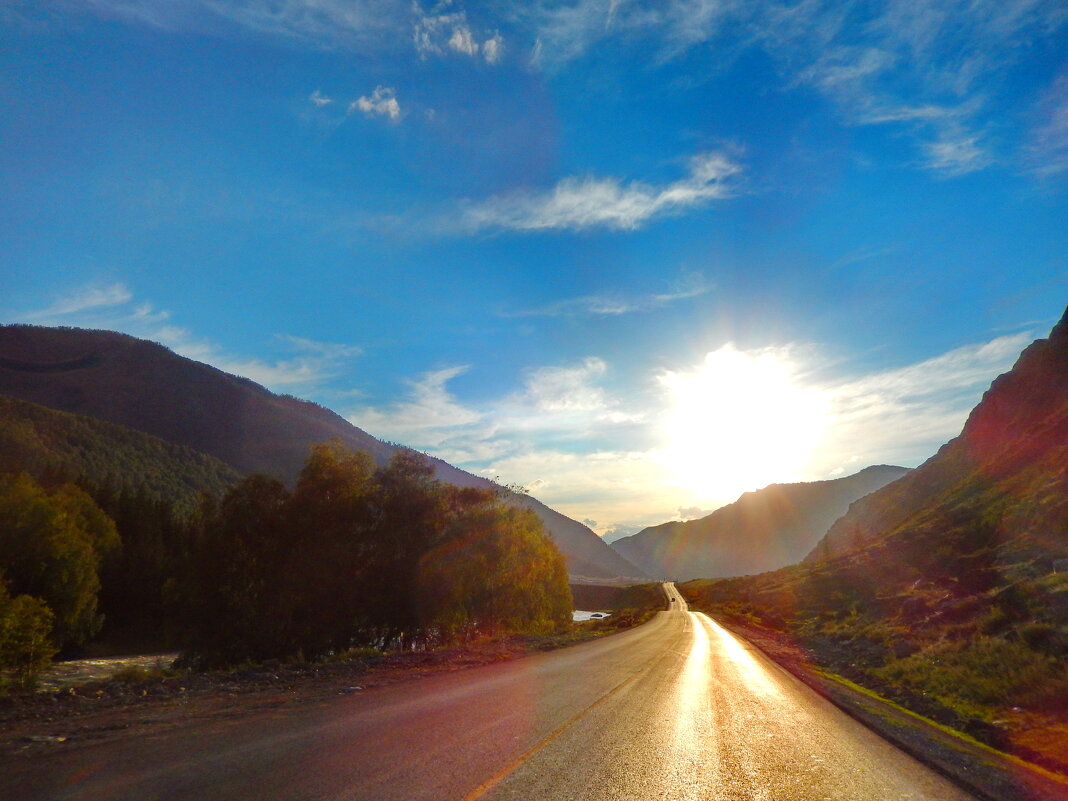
309,88 -> 333,107
203,0 -> 402,48
1026,71 -> 1068,176
448,24 -> 478,56
16,282 -> 134,321
482,31 -> 504,63
677,506 -> 712,520
814,332 -> 1033,470
348,365 -> 483,446
921,131 -> 992,175
523,357 -> 609,412
412,3 -> 504,63
517,0 -> 1066,175
344,328 -> 1035,539
352,85 -> 401,120
276,334 -> 363,359
462,150 -> 741,232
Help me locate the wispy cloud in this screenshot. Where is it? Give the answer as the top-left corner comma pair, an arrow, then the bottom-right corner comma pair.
352,85 -> 401,120
1025,70 -> 1068,177
348,365 -> 483,447
921,131 -> 992,176
504,272 -> 713,317
519,0 -> 1066,175
344,328 -> 1034,538
16,282 -> 134,321
308,88 -> 333,107
462,151 -> 742,232
818,331 -> 1033,467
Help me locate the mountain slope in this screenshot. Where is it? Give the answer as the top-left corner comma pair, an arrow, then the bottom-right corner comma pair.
682,307 -> 1068,770
810,308 -> 1068,565
612,465 -> 910,580
0,393 -> 239,509
0,325 -> 645,581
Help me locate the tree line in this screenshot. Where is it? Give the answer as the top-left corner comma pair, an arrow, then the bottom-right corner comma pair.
0,440 -> 572,684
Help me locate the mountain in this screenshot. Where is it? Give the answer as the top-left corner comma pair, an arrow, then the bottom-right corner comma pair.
0,393 -> 239,510
0,325 -> 646,582
682,308 -> 1068,770
810,308 -> 1068,565
612,465 -> 910,580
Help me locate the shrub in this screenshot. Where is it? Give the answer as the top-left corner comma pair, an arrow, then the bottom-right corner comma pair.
0,583 -> 57,691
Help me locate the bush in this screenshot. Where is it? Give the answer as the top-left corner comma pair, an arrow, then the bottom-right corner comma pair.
0,583 -> 57,691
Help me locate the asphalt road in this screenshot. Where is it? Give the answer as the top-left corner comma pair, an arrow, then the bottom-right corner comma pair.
3,584 -> 976,801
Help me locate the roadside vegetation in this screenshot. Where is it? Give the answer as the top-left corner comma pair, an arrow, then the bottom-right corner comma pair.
0,440 -> 578,689
681,539 -> 1068,775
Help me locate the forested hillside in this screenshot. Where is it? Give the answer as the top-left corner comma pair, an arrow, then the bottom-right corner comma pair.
0,394 -> 239,510
0,325 -> 644,581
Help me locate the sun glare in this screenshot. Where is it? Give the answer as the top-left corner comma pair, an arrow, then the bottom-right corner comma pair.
659,343 -> 829,504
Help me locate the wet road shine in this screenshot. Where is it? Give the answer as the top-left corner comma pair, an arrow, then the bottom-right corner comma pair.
2,584 -> 975,801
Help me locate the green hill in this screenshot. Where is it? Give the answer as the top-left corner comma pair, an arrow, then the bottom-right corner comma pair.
0,394 -> 239,510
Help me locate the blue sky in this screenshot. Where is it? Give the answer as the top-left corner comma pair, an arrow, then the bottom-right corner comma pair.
2,1 -> 1067,540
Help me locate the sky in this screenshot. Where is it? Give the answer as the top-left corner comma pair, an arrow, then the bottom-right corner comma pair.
2,1 -> 1067,542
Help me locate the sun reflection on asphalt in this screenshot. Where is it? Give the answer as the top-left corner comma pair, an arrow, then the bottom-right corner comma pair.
698,614 -> 782,699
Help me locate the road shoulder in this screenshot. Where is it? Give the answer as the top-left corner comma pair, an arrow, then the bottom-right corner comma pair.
720,619 -> 1068,801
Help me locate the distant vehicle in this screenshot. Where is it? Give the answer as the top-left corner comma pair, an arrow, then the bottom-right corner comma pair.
590,612 -> 608,619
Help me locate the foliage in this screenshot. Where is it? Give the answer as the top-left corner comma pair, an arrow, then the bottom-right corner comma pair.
875,636 -> 1064,721
184,441 -> 572,665
418,500 -> 572,638
0,580 -> 57,690
0,473 -> 119,647
0,394 -> 238,513
569,582 -> 666,612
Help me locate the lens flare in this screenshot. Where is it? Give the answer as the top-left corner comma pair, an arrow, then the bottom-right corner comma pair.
659,343 -> 829,503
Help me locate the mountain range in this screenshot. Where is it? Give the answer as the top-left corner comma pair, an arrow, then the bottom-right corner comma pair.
0,325 -> 645,582
611,465 -> 910,580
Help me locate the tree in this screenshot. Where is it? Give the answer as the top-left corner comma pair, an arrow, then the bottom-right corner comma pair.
188,474 -> 291,664
418,492 -> 571,640
181,442 -> 573,664
0,473 -> 119,648
285,440 -> 377,655
0,578 -> 57,690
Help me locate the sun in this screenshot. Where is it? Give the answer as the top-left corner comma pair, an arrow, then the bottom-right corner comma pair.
658,343 -> 829,504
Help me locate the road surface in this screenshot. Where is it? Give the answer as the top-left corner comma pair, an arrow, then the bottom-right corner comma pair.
2,584 -> 976,800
